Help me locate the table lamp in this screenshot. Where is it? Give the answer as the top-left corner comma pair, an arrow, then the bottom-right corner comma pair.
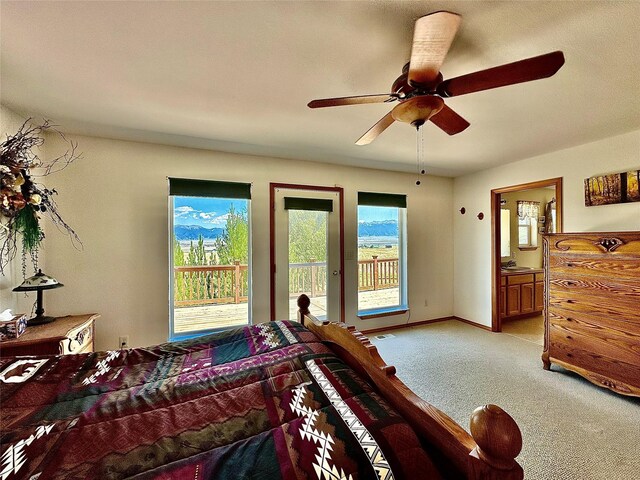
13,270 -> 64,326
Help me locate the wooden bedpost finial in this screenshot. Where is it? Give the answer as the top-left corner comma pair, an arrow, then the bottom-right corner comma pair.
297,294 -> 311,317
469,404 -> 523,478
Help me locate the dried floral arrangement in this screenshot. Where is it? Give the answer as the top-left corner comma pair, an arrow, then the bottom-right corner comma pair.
0,119 -> 81,276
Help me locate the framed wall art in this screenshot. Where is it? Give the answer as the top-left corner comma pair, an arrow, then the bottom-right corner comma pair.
584,169 -> 640,207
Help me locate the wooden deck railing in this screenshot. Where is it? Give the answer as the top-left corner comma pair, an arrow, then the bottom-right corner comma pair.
288,260 -> 330,298
174,262 -> 248,306
174,257 -> 398,306
358,256 -> 399,291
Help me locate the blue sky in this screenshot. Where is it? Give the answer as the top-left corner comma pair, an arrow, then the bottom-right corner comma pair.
174,198 -> 396,227
174,196 -> 248,228
357,206 -> 398,223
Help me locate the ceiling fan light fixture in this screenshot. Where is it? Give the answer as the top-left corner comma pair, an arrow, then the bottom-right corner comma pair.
391,96 -> 444,126
307,11 -> 564,145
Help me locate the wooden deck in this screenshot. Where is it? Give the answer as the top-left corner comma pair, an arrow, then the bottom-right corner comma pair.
174,287 -> 400,333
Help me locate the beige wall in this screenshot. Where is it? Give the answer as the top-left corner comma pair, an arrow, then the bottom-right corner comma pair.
30,130 -> 454,350
453,129 -> 640,326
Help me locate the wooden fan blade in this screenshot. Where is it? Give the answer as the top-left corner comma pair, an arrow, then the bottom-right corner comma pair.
438,51 -> 565,97
308,94 -> 394,108
355,112 -> 395,145
408,11 -> 461,87
429,104 -> 470,135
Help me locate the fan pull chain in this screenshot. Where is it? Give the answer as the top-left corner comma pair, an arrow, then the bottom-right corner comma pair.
416,125 -> 426,185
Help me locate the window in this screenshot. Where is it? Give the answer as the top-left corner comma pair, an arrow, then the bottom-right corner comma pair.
357,192 -> 407,316
168,178 -> 251,340
517,200 -> 539,249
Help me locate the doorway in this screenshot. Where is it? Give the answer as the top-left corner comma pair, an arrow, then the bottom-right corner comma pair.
270,183 -> 344,322
491,178 -> 563,333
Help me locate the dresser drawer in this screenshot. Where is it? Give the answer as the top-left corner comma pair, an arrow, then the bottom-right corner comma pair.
548,307 -> 640,336
549,273 -> 640,301
549,314 -> 640,365
548,332 -> 640,389
548,336 -> 640,395
60,319 -> 94,354
549,280 -> 640,324
548,255 -> 640,280
507,273 -> 534,285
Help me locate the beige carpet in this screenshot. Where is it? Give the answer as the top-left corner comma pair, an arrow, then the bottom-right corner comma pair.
369,320 -> 640,480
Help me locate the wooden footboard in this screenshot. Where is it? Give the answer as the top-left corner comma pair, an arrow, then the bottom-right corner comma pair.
297,295 -> 523,480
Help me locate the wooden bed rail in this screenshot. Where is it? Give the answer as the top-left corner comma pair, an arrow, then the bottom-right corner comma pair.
296,294 -> 523,480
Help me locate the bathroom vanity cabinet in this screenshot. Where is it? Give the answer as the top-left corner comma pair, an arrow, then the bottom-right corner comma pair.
500,270 -> 544,319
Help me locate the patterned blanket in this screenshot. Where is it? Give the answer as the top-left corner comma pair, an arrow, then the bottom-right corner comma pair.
0,321 -> 441,479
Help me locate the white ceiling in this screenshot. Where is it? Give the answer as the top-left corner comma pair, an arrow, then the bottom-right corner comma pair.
1,1 -> 639,177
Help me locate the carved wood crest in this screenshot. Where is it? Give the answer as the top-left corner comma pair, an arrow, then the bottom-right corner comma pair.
596,237 -> 625,252
554,236 -> 626,252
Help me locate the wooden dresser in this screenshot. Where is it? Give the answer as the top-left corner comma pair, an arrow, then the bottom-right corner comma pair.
543,232 -> 640,396
0,314 -> 99,357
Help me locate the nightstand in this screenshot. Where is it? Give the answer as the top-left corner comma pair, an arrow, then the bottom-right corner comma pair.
0,314 -> 100,357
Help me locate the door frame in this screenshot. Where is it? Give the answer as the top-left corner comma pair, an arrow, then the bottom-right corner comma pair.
490,177 -> 563,332
269,182 -> 345,322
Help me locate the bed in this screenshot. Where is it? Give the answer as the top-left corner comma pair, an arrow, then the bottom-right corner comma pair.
0,295 -> 523,479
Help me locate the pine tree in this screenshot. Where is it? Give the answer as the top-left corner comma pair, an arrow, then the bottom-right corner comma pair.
188,241 -> 196,265
173,234 -> 185,266
196,235 -> 206,265
215,206 -> 249,264
191,235 -> 206,297
186,241 -> 197,298
173,234 -> 185,301
213,206 -> 249,299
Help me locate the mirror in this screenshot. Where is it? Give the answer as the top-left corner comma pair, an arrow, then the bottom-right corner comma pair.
500,209 -> 511,257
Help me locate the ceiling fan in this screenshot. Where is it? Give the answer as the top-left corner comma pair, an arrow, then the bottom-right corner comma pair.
308,11 -> 565,145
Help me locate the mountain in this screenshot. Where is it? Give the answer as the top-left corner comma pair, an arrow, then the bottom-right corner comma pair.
174,225 -> 224,241
174,221 -> 396,241
358,220 -> 398,237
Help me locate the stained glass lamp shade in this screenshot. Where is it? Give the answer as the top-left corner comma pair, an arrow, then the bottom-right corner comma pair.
13,270 -> 64,325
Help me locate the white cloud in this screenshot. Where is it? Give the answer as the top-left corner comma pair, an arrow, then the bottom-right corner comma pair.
197,211 -> 226,225
175,206 -> 195,217
175,206 -> 228,226
208,213 -> 229,227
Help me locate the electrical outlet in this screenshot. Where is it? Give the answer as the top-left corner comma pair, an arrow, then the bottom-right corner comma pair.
118,336 -> 129,349
424,298 -> 428,307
